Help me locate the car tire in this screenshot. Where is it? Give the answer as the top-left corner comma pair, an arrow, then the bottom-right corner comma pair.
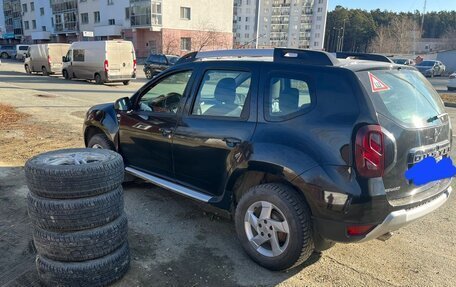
36,242 -> 130,287
33,213 -> 128,262
25,64 -> 31,74
235,183 -> 314,271
42,66 -> 48,76
145,69 -> 153,79
27,186 -> 124,231
123,80 -> 130,85
63,69 -> 71,80
87,133 -> 115,150
95,73 -> 103,85
25,148 -> 124,199
1,52 -> 8,59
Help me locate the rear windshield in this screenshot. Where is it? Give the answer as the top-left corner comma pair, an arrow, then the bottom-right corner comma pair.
357,69 -> 445,128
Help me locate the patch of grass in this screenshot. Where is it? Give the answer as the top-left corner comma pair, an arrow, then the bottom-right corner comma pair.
440,93 -> 456,104
0,104 -> 28,129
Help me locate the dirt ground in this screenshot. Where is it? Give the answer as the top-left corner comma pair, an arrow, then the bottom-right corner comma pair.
1,60 -> 456,287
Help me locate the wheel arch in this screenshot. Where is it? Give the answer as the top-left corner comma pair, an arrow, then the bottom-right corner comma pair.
83,105 -> 120,150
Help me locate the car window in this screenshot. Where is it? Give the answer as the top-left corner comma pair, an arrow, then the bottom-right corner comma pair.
191,70 -> 252,118
267,75 -> 313,119
19,46 -> 28,51
73,49 -> 85,62
138,70 -> 193,114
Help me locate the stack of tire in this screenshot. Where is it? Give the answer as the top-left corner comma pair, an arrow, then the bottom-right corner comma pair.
25,148 -> 129,287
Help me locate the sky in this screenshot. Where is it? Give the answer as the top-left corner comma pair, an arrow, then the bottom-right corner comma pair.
329,0 -> 456,12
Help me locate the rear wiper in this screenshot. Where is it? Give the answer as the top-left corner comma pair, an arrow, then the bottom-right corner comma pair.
427,113 -> 446,123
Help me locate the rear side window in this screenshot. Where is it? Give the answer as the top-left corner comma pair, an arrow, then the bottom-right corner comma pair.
357,69 -> 445,128
192,70 -> 252,118
19,46 -> 29,50
265,73 -> 314,121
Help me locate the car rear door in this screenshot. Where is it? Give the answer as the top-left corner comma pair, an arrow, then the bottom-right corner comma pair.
118,69 -> 196,179
172,62 -> 258,197
357,69 -> 451,205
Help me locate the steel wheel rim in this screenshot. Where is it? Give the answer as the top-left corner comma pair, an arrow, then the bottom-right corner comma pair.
244,201 -> 290,257
40,151 -> 108,166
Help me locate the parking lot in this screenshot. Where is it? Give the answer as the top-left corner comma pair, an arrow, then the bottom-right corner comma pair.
1,59 -> 456,286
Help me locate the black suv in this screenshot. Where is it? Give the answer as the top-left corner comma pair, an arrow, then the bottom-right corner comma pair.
143,54 -> 179,79
84,48 -> 452,271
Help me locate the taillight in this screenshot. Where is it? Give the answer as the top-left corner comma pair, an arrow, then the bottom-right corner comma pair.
355,125 -> 384,178
104,59 -> 109,72
133,59 -> 137,72
48,55 -> 51,65
347,224 -> 376,236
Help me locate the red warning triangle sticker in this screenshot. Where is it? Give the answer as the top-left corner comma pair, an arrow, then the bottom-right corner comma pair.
368,72 -> 390,93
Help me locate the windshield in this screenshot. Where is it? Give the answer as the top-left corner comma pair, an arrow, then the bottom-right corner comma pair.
357,69 -> 445,128
393,59 -> 407,64
166,56 -> 179,64
417,61 -> 435,66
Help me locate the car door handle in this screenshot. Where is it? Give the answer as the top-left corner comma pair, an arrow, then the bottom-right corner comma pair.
223,137 -> 241,147
159,127 -> 174,137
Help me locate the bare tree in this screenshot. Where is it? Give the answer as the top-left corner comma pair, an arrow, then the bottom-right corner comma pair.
162,37 -> 180,55
192,21 -> 227,52
369,16 -> 419,54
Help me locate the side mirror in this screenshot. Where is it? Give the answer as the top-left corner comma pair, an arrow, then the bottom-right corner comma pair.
114,97 -> 132,111
62,56 -> 66,62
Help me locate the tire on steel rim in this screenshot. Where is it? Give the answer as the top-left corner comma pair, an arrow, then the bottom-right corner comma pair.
1,52 -> 8,59
37,242 -> 130,287
27,186 -> 124,231
95,73 -> 103,84
33,213 -> 128,262
42,67 -> 48,76
25,148 -> 124,199
145,69 -> 152,79
235,183 -> 314,271
63,69 -> 71,80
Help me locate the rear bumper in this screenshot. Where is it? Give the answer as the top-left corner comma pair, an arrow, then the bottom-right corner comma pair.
358,185 -> 451,242
314,185 -> 452,243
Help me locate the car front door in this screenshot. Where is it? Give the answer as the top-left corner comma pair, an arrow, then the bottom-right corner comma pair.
172,64 -> 258,197
118,69 -> 195,179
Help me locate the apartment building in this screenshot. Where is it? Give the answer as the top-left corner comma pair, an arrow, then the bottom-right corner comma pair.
1,0 -> 234,55
124,0 -> 234,57
234,0 -> 328,50
20,0 -> 53,43
2,0 -> 22,40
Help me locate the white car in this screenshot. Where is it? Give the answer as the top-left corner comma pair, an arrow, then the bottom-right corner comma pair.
449,73 -> 456,91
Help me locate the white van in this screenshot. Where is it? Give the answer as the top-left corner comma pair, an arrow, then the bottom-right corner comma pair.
24,44 -> 71,75
16,45 -> 30,60
62,40 -> 136,85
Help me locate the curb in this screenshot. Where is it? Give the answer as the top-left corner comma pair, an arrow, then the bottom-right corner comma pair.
444,102 -> 456,108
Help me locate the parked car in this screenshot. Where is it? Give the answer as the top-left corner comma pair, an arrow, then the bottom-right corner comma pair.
62,40 -> 136,85
448,72 -> 456,91
143,54 -> 179,79
24,44 -> 71,75
392,58 -> 415,65
15,45 -> 30,60
83,48 -> 452,271
416,60 -> 446,77
0,45 -> 16,59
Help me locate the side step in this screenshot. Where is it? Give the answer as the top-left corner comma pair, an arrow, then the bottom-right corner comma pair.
125,167 -> 213,202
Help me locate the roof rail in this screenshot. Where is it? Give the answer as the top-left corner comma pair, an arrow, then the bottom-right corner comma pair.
176,48 -> 338,66
335,52 -> 393,63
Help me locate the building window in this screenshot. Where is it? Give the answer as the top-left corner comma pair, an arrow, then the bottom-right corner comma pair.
245,17 -> 249,21
125,7 -> 130,19
180,7 -> 191,20
317,7 -> 322,12
81,13 -> 89,24
51,17 -> 54,27
42,26 -> 46,31
30,2 -> 34,11
180,37 -> 191,51
245,33 -> 249,38
24,21 -> 29,30
94,11 -> 100,23
245,25 -> 249,30
108,19 -> 115,25
32,20 -> 36,29
107,0 -> 114,5
22,3 -> 27,12
40,7 -> 44,16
